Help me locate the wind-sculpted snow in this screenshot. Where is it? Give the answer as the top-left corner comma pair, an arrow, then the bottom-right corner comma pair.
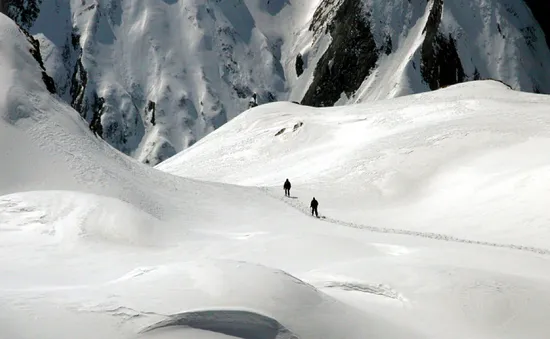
0,191 -> 168,247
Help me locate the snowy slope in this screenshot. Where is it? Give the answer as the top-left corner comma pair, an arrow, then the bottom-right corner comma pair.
3,0 -> 550,165
158,80 -> 550,249
3,10 -> 550,339
0,14 -> 419,338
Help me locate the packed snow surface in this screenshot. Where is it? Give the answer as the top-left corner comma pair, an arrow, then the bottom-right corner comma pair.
2,11 -> 550,339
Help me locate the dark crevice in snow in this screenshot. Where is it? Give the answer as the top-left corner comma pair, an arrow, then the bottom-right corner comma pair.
295,53 -> 304,77
70,58 -> 88,117
420,0 -> 465,90
473,67 -> 481,81
147,101 -> 156,126
275,128 -> 286,136
90,94 -> 105,138
382,35 -> 393,55
302,0 -> 378,107
140,309 -> 298,339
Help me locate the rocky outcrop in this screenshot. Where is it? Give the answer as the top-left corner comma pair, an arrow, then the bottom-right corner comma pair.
295,53 -> 304,77
67,36 -> 105,138
2,0 -> 56,94
302,0 -> 378,107
523,0 -> 550,50
89,94 -> 105,138
147,101 -> 156,126
69,58 -> 88,117
18,26 -> 56,94
420,0 -> 465,90
1,0 -> 42,30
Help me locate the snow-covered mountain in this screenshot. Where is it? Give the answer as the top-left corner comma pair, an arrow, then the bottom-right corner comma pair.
3,0 -> 550,165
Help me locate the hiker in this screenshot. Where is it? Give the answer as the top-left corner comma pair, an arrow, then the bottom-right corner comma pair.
310,197 -> 319,217
283,179 -> 291,197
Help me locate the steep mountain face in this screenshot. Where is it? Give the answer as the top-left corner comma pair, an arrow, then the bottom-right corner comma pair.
297,0 -> 550,104
2,0 -> 296,164
3,0 -> 550,164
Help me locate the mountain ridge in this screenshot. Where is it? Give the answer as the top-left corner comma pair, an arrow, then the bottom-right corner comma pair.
2,0 -> 550,165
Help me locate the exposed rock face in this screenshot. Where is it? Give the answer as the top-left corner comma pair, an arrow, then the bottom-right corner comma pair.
420,0 -> 465,90
522,0 -> 550,50
301,0 -> 378,107
2,0 -> 41,30
17,24 -> 56,94
2,1 -> 55,94
295,53 -> 304,77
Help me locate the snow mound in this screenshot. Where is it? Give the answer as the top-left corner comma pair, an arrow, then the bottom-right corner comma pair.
0,191 -> 166,247
98,260 -> 418,339
158,80 -> 550,248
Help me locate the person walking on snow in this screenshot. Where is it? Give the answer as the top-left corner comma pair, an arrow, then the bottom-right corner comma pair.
283,179 -> 291,197
310,197 -> 319,217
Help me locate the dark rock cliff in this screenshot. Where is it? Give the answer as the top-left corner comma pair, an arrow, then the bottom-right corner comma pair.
420,0 -> 465,90
301,0 -> 378,107
2,0 -> 56,94
522,0 -> 550,50
2,0 -> 41,30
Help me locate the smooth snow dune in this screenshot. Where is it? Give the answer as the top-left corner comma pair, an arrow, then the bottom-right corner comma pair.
54,259 -> 421,339
158,80 -> 550,248
0,191 -> 168,247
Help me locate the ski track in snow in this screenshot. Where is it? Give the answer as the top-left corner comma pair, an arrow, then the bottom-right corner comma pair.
261,188 -> 550,256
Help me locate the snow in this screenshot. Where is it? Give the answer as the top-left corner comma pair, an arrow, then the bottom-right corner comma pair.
3,11 -> 550,339
159,80 -> 550,249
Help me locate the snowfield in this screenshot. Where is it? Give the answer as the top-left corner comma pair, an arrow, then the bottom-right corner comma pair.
2,11 -> 550,339
158,81 -> 550,249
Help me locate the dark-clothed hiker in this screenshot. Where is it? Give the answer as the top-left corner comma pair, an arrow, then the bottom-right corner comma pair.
283,179 -> 291,197
310,197 -> 319,217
